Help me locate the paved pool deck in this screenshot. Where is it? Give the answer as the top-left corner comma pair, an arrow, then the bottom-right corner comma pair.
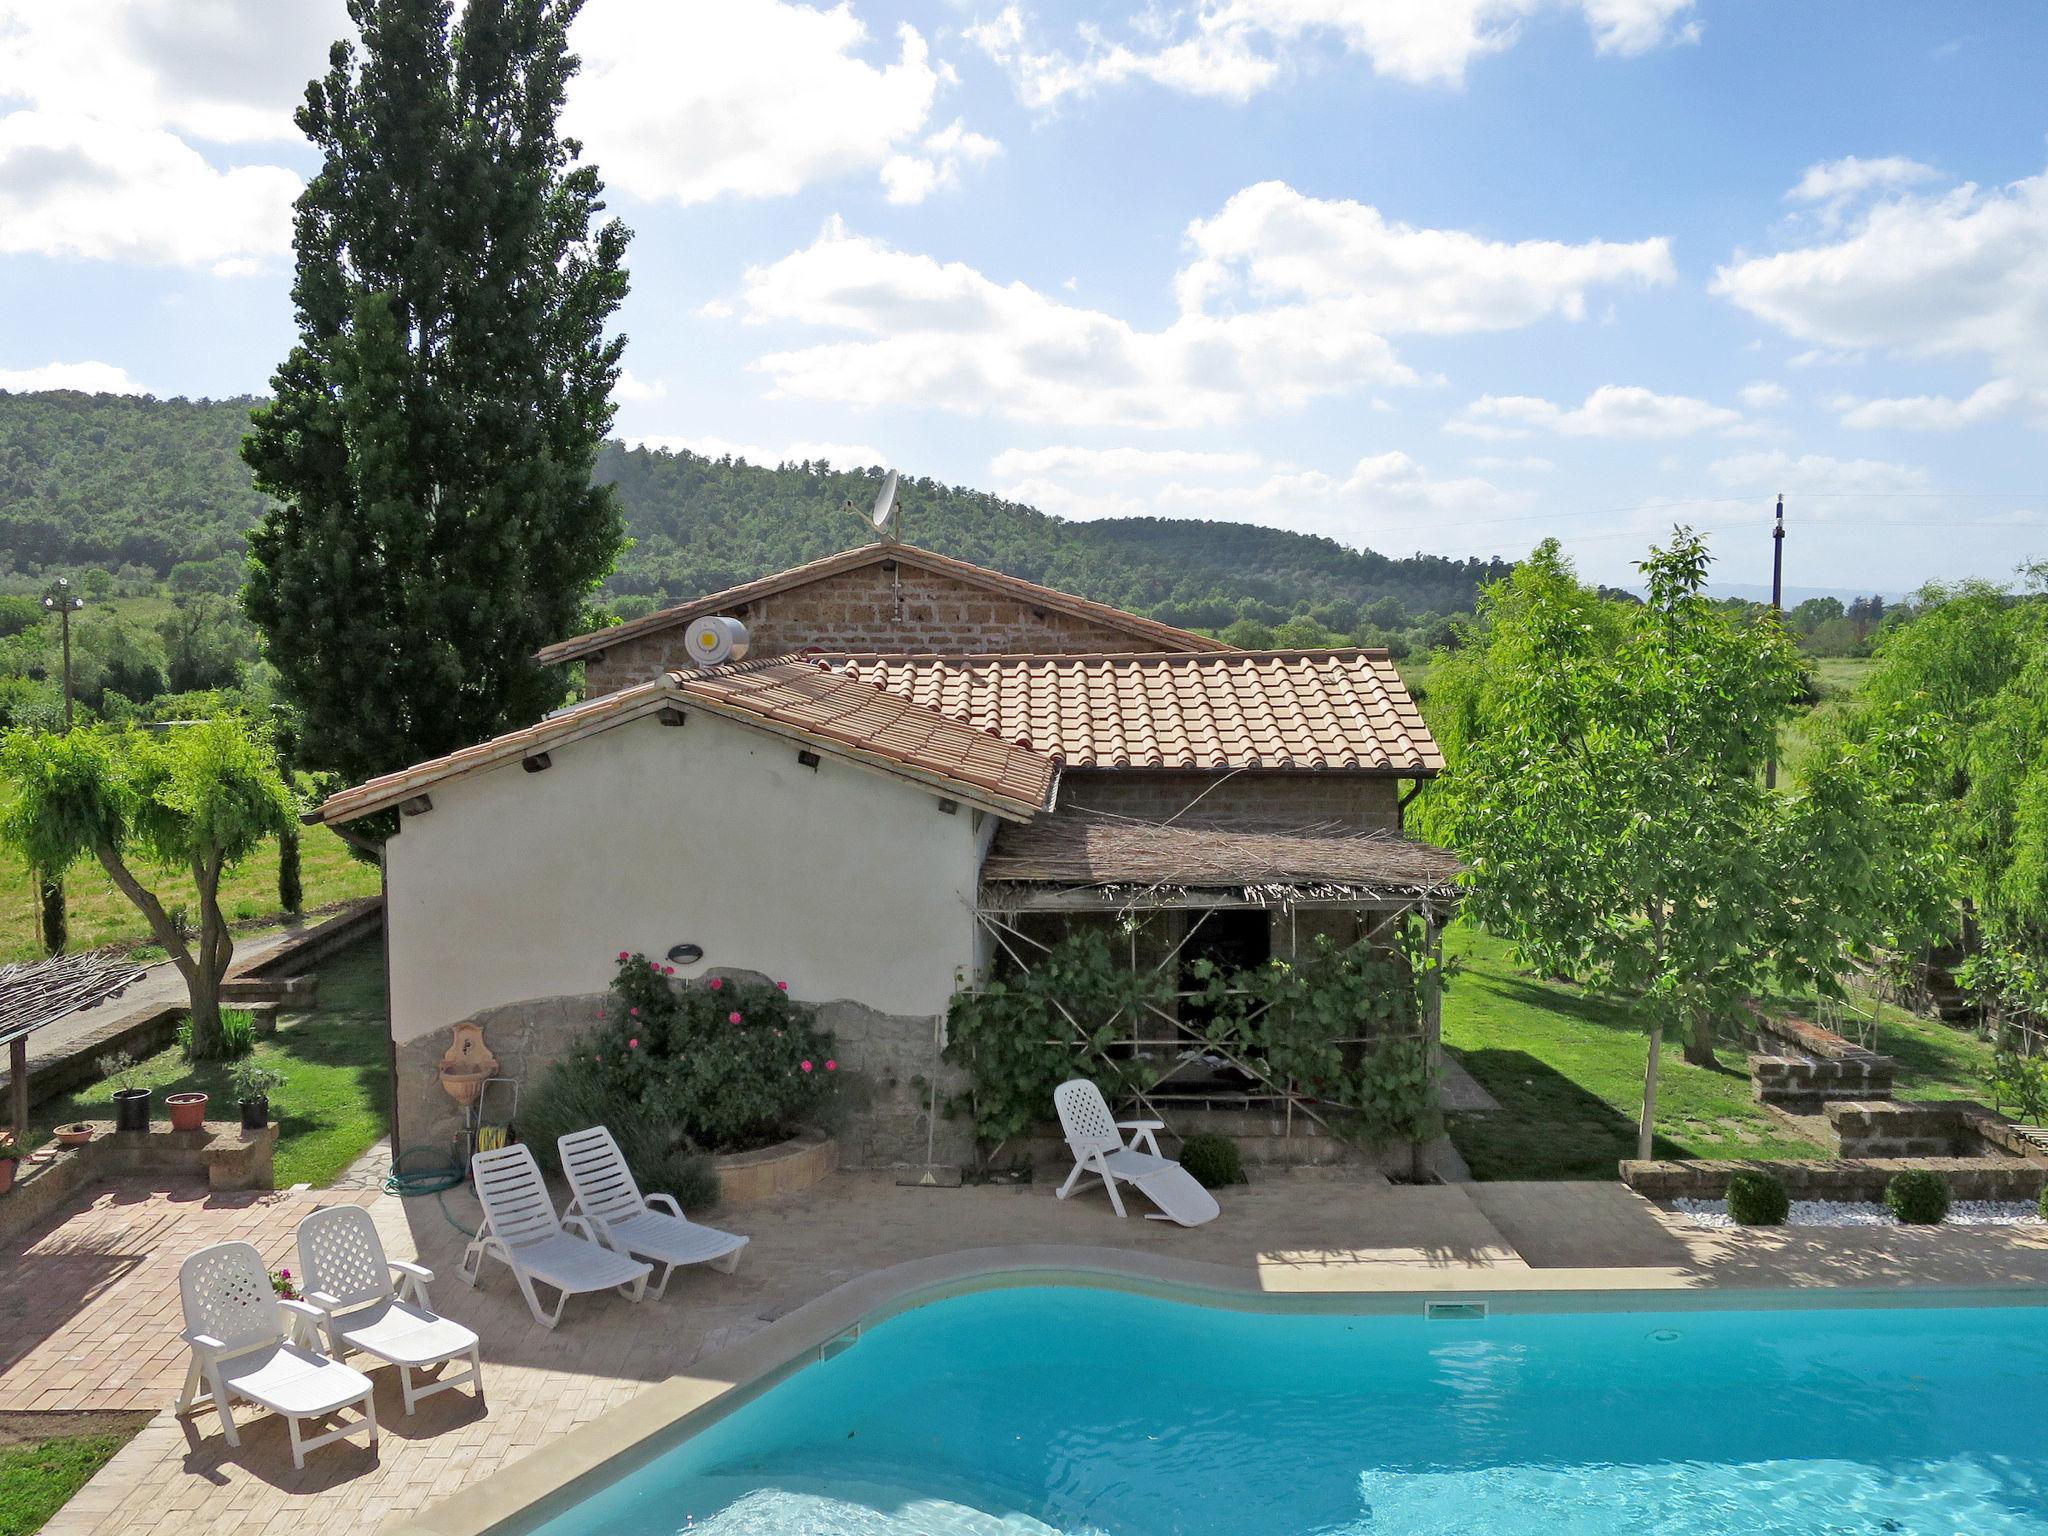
7,1162 -> 2048,1536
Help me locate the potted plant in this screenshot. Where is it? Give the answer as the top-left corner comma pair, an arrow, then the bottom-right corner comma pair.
54,1123 -> 94,1147
0,1129 -> 17,1195
167,1090 -> 209,1133
98,1051 -> 151,1134
230,1060 -> 286,1131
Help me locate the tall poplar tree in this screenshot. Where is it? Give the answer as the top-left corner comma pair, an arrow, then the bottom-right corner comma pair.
244,0 -> 629,790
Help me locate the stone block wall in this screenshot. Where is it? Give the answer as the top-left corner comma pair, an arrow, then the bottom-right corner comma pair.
1826,1100 -> 1981,1159
1749,1051 -> 1896,1111
1623,1155 -> 2048,1204
1058,770 -> 1405,832
392,982 -> 971,1173
584,561 -> 1181,693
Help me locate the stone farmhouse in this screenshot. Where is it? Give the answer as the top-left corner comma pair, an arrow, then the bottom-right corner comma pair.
316,544 -> 1457,1172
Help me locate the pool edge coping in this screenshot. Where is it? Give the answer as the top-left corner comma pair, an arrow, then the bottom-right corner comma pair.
378,1244 -> 2048,1536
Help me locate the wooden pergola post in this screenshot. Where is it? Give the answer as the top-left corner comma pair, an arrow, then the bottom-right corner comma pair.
9,1036 -> 26,1144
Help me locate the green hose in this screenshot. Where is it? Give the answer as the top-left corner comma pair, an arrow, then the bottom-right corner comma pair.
383,1146 -> 480,1238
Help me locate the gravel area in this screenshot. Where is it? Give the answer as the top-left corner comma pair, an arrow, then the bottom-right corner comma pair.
1675,1197 -> 2046,1229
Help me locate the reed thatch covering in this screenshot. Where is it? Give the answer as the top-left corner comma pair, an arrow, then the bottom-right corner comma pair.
980,810 -> 1462,905
0,950 -> 147,1050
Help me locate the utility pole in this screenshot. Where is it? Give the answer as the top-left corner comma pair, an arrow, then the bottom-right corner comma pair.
42,577 -> 83,732
1766,495 -> 1784,791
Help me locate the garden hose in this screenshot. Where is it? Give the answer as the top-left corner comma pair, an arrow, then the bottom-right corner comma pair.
382,1145 -> 480,1239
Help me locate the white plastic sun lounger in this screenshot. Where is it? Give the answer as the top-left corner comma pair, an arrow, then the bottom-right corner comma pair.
1053,1079 -> 1220,1227
174,1240 -> 378,1468
458,1142 -> 652,1329
296,1205 -> 483,1414
558,1126 -> 750,1299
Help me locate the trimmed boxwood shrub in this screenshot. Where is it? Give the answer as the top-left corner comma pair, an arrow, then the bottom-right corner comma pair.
1180,1133 -> 1246,1190
1726,1171 -> 1790,1226
1885,1169 -> 1951,1225
2039,1184 -> 2048,1223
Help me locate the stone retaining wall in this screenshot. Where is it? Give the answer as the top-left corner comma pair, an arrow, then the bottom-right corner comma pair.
1623,1155 -> 2048,1204
1826,1099 -> 1990,1159
1745,1007 -> 1896,1110
0,1120 -> 278,1247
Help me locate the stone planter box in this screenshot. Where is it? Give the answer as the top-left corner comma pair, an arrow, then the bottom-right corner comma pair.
0,1118 -> 280,1248
1623,1155 -> 2048,1205
713,1128 -> 836,1206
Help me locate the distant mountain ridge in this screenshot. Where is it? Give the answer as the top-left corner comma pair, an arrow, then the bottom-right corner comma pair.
0,390 -> 1511,627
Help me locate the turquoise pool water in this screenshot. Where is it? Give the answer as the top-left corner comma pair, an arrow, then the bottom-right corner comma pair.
531,1287 -> 2048,1535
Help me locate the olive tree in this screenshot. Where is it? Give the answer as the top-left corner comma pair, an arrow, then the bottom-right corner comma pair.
1,718 -> 294,1057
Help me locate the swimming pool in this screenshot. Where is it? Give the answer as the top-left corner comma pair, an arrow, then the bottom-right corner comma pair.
527,1286 -> 2048,1535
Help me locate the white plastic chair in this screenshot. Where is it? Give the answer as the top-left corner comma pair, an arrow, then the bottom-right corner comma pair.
457,1142 -> 652,1328
174,1240 -> 378,1469
296,1205 -> 483,1414
558,1126 -> 749,1298
1052,1079 -> 1220,1227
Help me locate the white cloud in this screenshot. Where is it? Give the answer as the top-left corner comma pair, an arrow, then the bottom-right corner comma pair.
1706,449 -> 1935,521
1716,165 -> 2048,404
612,369 -> 668,403
880,119 -> 1002,206
1177,180 -> 1674,331
741,191 -> 1670,428
992,443 -> 1522,543
990,445 -> 1266,480
696,299 -> 737,320
566,1 -> 988,207
0,359 -> 147,394
1450,384 -> 1741,439
1835,378 -> 2025,431
970,0 -> 1698,105
627,433 -> 889,469
1787,155 -> 1940,207
1469,453 -> 1556,471
0,112 -> 298,269
0,0 -> 347,144
1738,380 -> 1789,410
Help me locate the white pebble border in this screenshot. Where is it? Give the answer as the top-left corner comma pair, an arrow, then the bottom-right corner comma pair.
1675,1197 -> 2045,1229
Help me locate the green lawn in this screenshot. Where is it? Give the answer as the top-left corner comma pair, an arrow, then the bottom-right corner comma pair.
0,1429 -> 137,1536
1441,925 -> 1831,1179
29,939 -> 390,1187
0,816 -> 380,965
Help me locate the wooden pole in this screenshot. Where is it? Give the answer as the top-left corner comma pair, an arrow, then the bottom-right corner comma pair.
9,1036 -> 27,1144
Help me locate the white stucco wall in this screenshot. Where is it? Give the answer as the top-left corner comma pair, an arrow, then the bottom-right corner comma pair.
382,710 -> 987,1043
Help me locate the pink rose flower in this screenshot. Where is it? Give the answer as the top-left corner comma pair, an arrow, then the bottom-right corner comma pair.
617,950 -> 629,961
825,1060 -> 837,1072
709,977 -> 723,991
777,981 -> 788,991
728,1011 -> 742,1024
629,1007 -> 639,1017
800,1060 -> 814,1073
594,1053 -> 603,1063
629,1038 -> 639,1049
663,965 -> 674,975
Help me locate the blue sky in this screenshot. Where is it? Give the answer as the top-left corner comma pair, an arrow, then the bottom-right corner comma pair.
2,1 -> 2045,593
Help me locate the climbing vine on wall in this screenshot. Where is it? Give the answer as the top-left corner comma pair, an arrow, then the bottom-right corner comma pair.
943,917 -> 1445,1154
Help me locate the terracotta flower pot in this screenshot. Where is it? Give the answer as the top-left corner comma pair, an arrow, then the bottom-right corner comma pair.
54,1124 -> 94,1147
167,1092 -> 208,1132
0,1157 -> 16,1196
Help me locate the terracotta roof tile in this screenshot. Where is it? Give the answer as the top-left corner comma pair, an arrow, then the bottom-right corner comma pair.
827,649 -> 1443,774
318,660 -> 1059,825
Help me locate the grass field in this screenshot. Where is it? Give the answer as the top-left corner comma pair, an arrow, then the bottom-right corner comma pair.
1778,653 -> 1876,781
0,1427 -> 139,1536
0,819 -> 379,965
29,938 -> 390,1187
1438,922 -> 1999,1179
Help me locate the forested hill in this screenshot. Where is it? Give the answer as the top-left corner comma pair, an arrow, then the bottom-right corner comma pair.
0,390 -> 1510,630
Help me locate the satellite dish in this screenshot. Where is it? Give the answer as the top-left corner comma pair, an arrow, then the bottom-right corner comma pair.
870,470 -> 900,541
683,615 -> 750,668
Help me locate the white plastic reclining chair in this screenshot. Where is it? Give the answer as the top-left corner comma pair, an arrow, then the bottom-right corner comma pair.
558,1126 -> 749,1299
296,1205 -> 483,1414
458,1142 -> 652,1328
174,1240 -> 378,1469
1052,1079 -> 1220,1227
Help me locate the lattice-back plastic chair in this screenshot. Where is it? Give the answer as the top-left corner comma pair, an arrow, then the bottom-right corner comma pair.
558,1126 -> 749,1298
1051,1079 -> 1219,1227
457,1142 -> 652,1328
297,1206 -> 483,1414
174,1240 -> 377,1468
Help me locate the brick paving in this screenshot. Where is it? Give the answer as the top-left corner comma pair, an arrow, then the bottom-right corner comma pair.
9,1167 -> 2048,1536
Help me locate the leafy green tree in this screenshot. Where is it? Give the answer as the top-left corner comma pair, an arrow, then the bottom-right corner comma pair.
0,719 -> 294,1056
243,0 -> 631,787
157,594 -> 257,694
1434,531 -> 1896,1158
